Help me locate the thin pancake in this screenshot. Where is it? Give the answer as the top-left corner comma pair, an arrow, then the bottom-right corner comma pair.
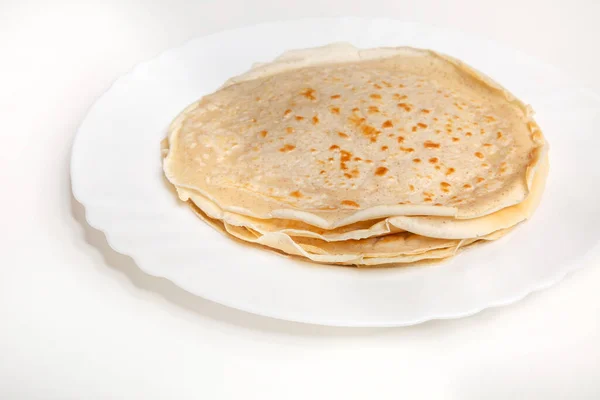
164,43 -> 546,229
187,200 -> 511,266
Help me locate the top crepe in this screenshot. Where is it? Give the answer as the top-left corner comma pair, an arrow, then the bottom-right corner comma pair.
164,43 -> 545,229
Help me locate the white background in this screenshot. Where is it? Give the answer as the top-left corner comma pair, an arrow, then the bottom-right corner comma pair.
1,0 -> 600,398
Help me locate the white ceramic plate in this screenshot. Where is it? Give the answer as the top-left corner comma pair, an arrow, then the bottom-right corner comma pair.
71,17 -> 600,326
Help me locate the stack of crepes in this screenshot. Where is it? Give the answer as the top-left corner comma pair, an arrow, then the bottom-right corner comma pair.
162,44 -> 548,267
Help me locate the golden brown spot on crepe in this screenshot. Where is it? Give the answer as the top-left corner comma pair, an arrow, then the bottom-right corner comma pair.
423,198 -> 433,202
382,120 -> 393,128
255,97 -> 261,101
328,157 -> 334,161
341,200 -> 360,208
349,114 -> 365,126
349,114 -> 380,142
301,88 -> 316,100
483,143 -> 492,147
413,158 -> 422,163
474,152 -> 484,159
344,173 -> 352,179
424,141 -> 440,149
375,167 -> 389,176
368,106 -> 380,114
285,127 -> 295,134
381,146 -> 389,151
435,165 -> 441,170
279,144 -> 295,152
310,148 -> 317,152
290,191 -> 303,198
397,136 -> 405,143
476,177 -> 485,183
354,157 -> 362,161
365,159 -> 374,164
338,132 -> 349,139
340,150 -> 352,171
484,115 -> 496,122
370,93 -> 382,100
259,130 -> 268,138
312,116 -> 320,125
452,137 -> 460,142
482,163 -> 489,168
463,184 -> 472,189
294,116 -> 304,121
373,83 -> 382,89
319,170 -> 326,175
400,146 -> 414,153
497,131 -> 503,139
329,107 -> 340,115
330,94 -> 341,99
440,182 -> 451,192
393,94 -> 408,100
382,81 -> 392,88
284,109 -> 292,116
465,132 -> 473,137
329,145 -> 340,151
429,157 -> 439,164
351,107 -> 360,113
409,184 -> 416,192
417,122 -> 428,129
362,124 -> 380,142
398,103 -> 413,112
412,126 -> 418,132
446,167 -> 456,176
421,109 -> 431,114
399,84 -> 406,88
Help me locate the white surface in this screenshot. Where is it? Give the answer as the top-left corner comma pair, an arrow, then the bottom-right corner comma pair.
2,0 -> 600,398
71,18 -> 598,327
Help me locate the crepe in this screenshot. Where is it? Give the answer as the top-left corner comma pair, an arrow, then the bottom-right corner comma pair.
178,149 -> 545,242
187,200 -> 512,266
164,43 -> 545,230
162,43 -> 549,267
